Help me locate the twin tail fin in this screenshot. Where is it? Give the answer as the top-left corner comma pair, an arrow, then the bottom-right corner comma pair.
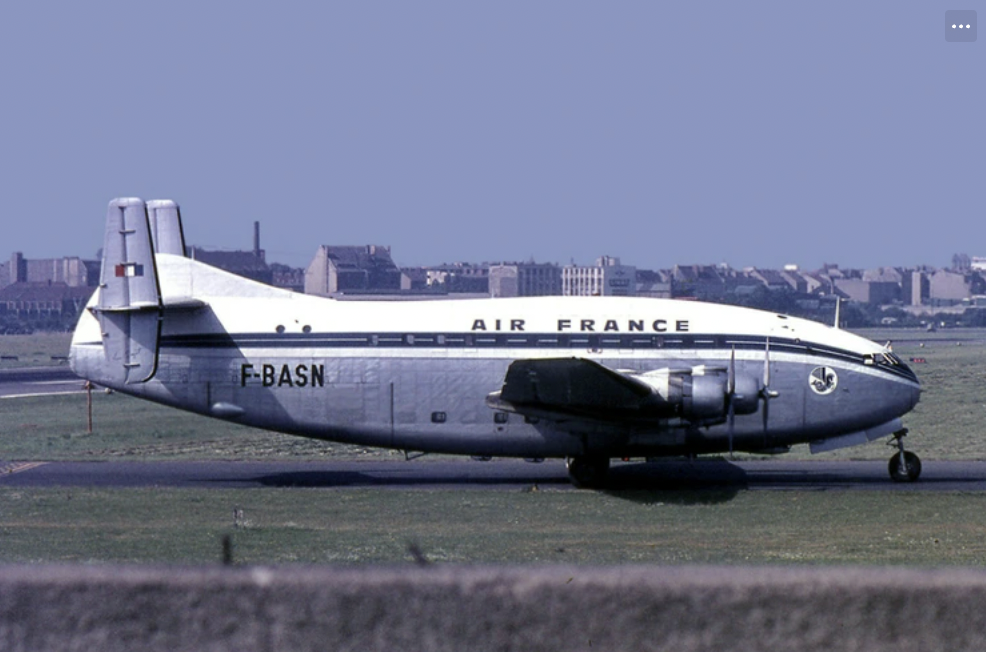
94,197 -> 187,384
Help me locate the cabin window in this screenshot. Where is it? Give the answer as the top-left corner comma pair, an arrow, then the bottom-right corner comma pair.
302,325 -> 312,334
494,412 -> 508,424
431,411 -> 447,423
275,325 -> 285,334
524,415 -> 540,424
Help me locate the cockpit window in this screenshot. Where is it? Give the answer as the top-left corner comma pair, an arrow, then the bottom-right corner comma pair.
865,352 -> 902,367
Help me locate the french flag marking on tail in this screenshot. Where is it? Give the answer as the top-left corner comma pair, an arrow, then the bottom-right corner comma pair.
115,263 -> 144,277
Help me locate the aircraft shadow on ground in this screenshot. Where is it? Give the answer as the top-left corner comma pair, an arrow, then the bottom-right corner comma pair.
248,471 -> 572,489
233,458 -> 947,495
247,459 -> 752,502
602,460 -> 748,504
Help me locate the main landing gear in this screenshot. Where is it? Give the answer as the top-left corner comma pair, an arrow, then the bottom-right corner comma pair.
888,428 -> 922,482
566,456 -> 610,489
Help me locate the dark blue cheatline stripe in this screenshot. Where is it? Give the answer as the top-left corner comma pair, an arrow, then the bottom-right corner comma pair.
158,332 -> 919,384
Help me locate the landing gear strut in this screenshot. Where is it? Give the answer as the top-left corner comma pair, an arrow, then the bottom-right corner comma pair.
888,428 -> 921,482
566,456 -> 610,489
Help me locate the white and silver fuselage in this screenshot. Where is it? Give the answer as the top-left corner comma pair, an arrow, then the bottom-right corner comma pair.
71,253 -> 920,460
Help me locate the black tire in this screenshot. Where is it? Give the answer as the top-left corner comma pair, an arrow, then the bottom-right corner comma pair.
889,451 -> 922,482
566,456 -> 610,489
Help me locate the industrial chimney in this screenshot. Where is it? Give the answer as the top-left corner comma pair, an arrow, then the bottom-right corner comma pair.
253,221 -> 263,261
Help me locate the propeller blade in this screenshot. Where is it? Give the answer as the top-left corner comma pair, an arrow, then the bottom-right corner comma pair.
728,397 -> 735,458
760,338 -> 777,441
762,391 -> 770,438
727,346 -> 735,396
727,346 -> 736,457
763,337 -> 771,389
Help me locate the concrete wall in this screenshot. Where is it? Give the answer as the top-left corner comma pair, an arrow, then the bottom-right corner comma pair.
4,565 -> 986,651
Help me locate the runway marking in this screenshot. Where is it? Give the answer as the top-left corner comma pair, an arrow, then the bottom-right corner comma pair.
0,391 -> 87,400
0,462 -> 47,475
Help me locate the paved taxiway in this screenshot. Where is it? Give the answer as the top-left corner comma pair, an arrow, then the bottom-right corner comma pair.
0,367 -> 84,399
2,458 -> 986,491
0,367 -> 979,491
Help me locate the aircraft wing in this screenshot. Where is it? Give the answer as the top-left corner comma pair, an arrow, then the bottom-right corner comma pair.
485,357 -> 681,423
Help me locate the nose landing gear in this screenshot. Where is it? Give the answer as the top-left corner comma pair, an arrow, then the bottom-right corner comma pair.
888,428 -> 921,482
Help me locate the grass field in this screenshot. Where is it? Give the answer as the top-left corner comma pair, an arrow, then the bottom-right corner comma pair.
0,332 -> 71,369
3,487 -> 986,566
0,393 -> 399,461
1,328 -> 985,566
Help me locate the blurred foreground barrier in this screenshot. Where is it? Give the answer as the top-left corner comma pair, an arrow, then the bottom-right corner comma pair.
2,565 -> 986,651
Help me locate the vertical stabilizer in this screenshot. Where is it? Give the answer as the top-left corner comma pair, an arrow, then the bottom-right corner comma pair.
96,198 -> 162,384
146,199 -> 187,256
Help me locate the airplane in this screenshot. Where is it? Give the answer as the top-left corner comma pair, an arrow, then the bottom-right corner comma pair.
69,198 -> 923,487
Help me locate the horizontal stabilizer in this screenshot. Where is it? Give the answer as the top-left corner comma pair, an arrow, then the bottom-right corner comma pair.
161,297 -> 208,311
96,198 -> 162,384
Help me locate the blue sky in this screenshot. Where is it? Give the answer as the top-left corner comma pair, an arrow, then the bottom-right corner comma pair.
0,2 -> 980,271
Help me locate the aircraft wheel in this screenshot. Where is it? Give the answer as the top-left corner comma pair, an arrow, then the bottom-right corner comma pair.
566,456 -> 610,489
888,451 -> 922,482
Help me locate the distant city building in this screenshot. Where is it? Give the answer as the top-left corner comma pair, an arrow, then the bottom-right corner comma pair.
797,271 -> 829,295
635,269 -> 672,298
0,252 -> 99,290
862,267 -> 904,285
188,221 -> 274,286
189,248 -> 273,285
747,268 -> 791,292
0,282 -> 94,322
780,270 -> 808,293
12,214 -> 986,325
305,245 -> 403,296
422,262 -> 490,294
672,264 -> 733,300
833,278 -> 899,305
489,262 -> 561,298
563,256 -> 636,297
928,269 -> 986,306
828,267 -> 903,305
270,263 -> 305,293
903,270 -> 930,306
400,267 -> 430,292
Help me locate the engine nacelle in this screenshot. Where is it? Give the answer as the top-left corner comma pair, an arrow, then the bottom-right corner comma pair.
681,373 -> 727,419
641,369 -> 760,421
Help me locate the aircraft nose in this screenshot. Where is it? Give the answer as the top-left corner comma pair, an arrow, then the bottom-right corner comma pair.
895,363 -> 922,412
896,374 -> 921,415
